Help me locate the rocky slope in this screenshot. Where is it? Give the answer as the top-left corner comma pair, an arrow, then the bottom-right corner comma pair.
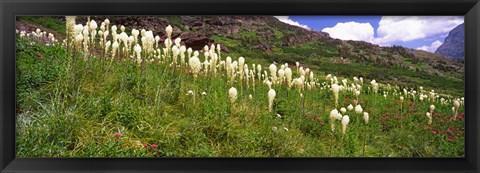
435,23 -> 464,60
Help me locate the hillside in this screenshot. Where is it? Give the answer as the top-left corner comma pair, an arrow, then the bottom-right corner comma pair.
15,16 -> 465,157
435,23 -> 464,60
18,16 -> 463,96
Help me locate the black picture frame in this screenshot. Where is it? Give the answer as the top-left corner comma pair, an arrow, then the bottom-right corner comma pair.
1,0 -> 479,172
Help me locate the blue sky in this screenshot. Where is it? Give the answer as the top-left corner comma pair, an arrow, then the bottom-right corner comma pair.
274,16 -> 464,52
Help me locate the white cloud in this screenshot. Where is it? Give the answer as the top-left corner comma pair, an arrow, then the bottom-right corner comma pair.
416,40 -> 443,52
374,16 -> 463,45
321,22 -> 375,43
274,16 -> 311,30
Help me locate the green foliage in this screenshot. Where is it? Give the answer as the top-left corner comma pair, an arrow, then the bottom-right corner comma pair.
18,16 -> 66,34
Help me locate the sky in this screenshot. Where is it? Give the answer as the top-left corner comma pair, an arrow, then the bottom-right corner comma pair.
273,16 -> 464,53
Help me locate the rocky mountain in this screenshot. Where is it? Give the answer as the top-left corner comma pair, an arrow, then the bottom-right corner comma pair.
435,23 -> 464,60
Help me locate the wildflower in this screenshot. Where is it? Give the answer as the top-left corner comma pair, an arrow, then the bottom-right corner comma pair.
134,44 -> 142,64
151,144 -> 158,149
89,20 -> 98,31
189,56 -> 201,78
277,114 -> 282,118
143,144 -> 149,147
249,94 -> 253,100
430,105 -> 435,114
277,68 -> 285,83
329,109 -> 342,132
268,89 -> 276,112
426,112 -> 432,125
114,133 -> 122,137
65,16 -> 77,38
341,115 -> 350,135
165,25 -> 173,38
363,112 -> 369,124
331,84 -> 340,107
187,90 -> 194,96
453,100 -> 460,120
229,87 -> 238,104
400,96 -> 404,102
269,64 -> 277,83
201,91 -> 207,96
283,127 -> 289,131
355,104 -> 363,114
347,104 -> 354,111
340,107 -> 347,114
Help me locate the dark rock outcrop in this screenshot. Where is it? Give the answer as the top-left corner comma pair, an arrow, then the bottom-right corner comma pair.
435,23 -> 464,60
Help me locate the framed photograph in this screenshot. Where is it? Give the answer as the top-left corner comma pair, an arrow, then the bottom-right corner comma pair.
1,0 -> 479,172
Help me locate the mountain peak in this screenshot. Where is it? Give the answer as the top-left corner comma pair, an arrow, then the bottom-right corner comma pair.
435,23 -> 464,60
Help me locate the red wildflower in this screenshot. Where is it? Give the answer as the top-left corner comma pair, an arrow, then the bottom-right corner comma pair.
319,121 -> 325,126
151,144 -> 158,149
431,131 -> 437,135
143,144 -> 149,147
114,133 -> 122,137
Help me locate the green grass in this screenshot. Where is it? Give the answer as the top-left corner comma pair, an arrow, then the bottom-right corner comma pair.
16,36 -> 465,157
17,16 -> 66,34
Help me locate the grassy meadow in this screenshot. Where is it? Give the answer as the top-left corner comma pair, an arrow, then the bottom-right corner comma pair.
15,16 -> 465,157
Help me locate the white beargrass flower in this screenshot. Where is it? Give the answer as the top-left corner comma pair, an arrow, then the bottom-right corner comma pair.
285,67 -> 292,87
355,104 -> 363,114
90,20 -> 98,30
187,90 -> 194,96
272,126 -> 278,131
268,89 -> 276,112
331,84 -> 340,107
430,105 -> 435,114
249,94 -> 253,100
347,104 -> 353,111
74,24 -> 83,35
426,112 -> 432,124
340,107 -> 347,114
257,64 -> 262,80
134,44 -> 142,64
363,112 -> 369,124
111,41 -> 119,58
65,16 -> 76,38
201,91 -> 207,96
174,37 -> 181,47
103,18 -> 110,26
269,64 -> 277,84
329,109 -> 341,132
228,87 -> 238,104
189,56 -> 201,78
165,25 -> 173,38
75,33 -> 83,45
105,41 -> 111,53
187,47 -> 193,58
453,100 -> 460,120
341,115 -> 350,135
278,69 -> 285,84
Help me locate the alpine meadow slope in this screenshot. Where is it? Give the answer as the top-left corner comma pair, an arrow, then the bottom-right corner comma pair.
15,16 -> 464,157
